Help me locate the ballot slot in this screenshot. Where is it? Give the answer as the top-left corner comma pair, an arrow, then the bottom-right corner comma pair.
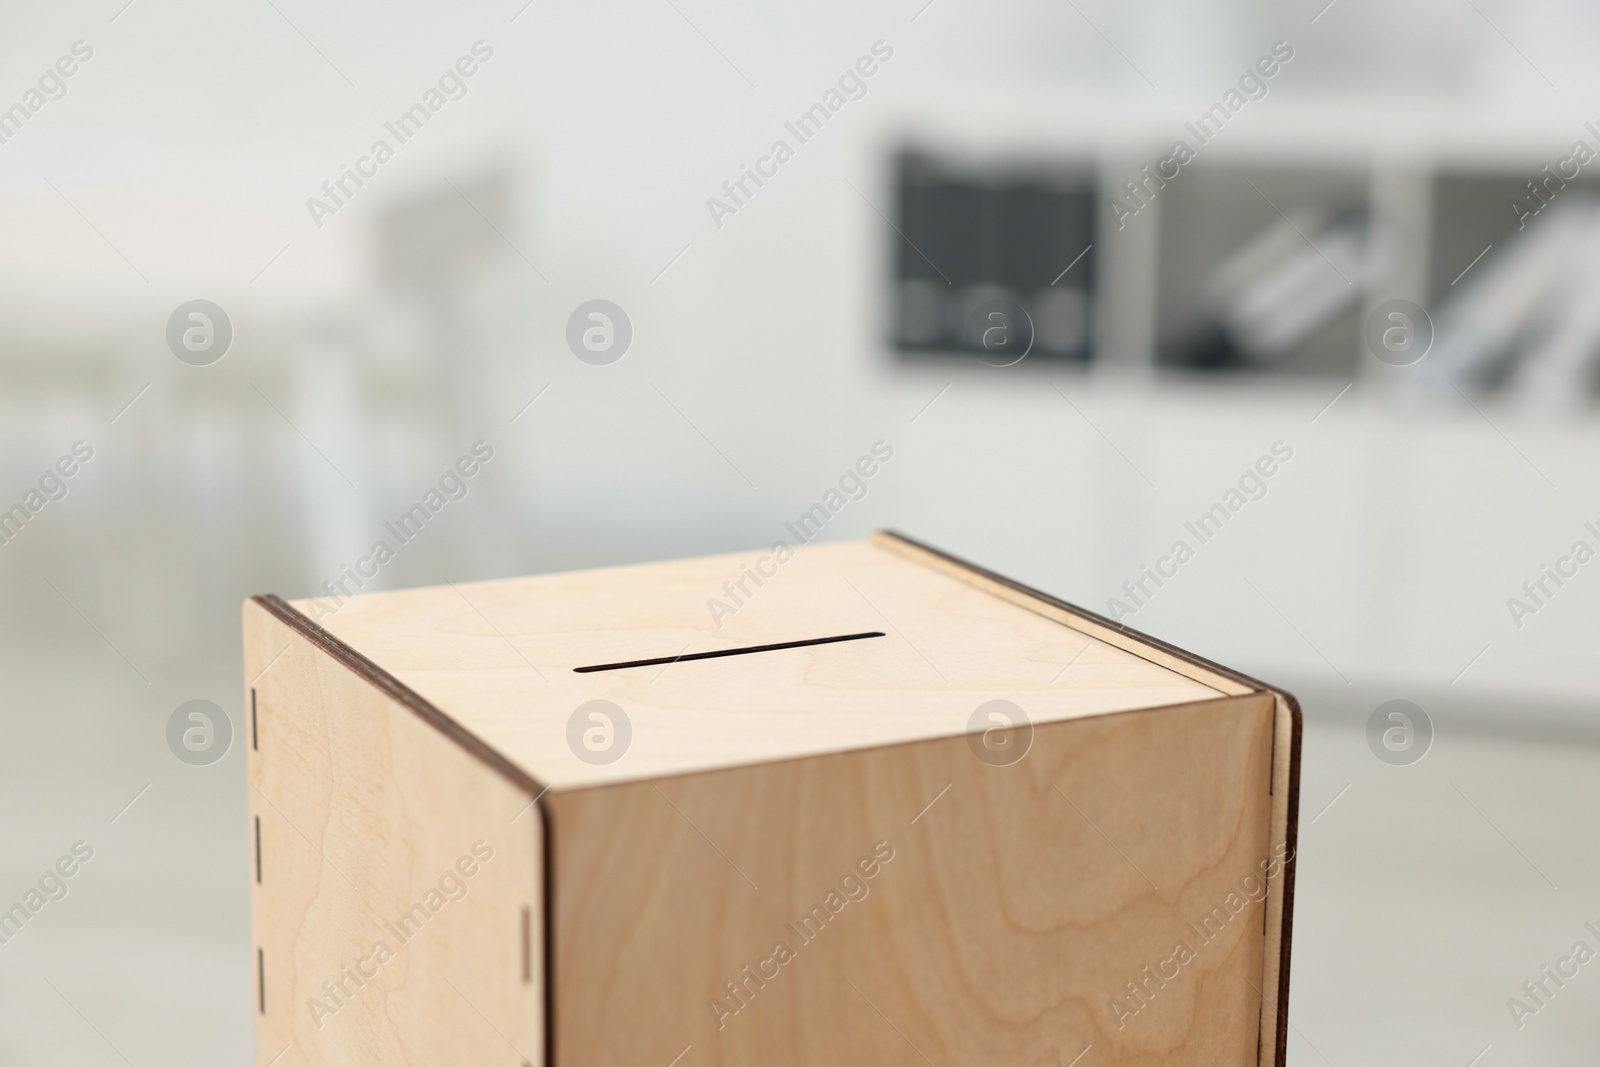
572,631 -> 886,673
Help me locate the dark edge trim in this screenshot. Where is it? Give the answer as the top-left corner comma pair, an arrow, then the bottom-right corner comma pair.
540,799 -> 556,1067
248,594 -> 553,1064
874,530 -> 1301,1067
1272,692 -> 1303,1067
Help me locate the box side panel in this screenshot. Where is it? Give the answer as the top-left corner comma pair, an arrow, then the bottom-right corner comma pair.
874,528 -> 1301,1066
244,600 -> 544,1067
547,692 -> 1279,1066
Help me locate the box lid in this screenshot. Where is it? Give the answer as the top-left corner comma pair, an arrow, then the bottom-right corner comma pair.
276,532 -> 1252,790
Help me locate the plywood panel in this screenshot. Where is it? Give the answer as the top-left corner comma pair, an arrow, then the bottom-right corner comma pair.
870,530 -> 1255,697
244,599 -> 544,1067
867,531 -> 1301,1065
246,532 -> 1297,1066
303,540 -> 1223,789
546,691 -> 1280,1066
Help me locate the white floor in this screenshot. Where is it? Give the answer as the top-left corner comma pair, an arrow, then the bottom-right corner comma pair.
1290,697 -> 1600,1066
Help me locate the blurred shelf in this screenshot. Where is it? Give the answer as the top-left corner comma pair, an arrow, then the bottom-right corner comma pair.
879,105 -> 1600,409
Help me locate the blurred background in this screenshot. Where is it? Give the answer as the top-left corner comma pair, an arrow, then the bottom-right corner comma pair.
3,0 -> 1600,1062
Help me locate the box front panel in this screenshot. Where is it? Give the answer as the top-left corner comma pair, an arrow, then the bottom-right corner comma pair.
549,691 -> 1281,1065
244,601 -> 544,1067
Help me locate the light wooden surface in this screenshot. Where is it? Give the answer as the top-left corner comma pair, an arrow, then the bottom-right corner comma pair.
250,534 -> 1298,1066
548,691 -> 1279,1066
300,539 -> 1224,789
245,600 -> 543,1067
871,530 -> 1300,1065
871,531 -> 1255,697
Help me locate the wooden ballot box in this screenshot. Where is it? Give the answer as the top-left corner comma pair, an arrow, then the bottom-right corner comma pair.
243,531 -> 1300,1067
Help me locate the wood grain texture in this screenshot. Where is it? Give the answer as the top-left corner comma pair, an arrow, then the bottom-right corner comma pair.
869,531 -> 1301,1066
246,533 -> 1300,1066
864,531 -> 1299,1062
870,530 -> 1254,697
300,540 -> 1223,789
245,599 -> 544,1067
547,692 -> 1280,1066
